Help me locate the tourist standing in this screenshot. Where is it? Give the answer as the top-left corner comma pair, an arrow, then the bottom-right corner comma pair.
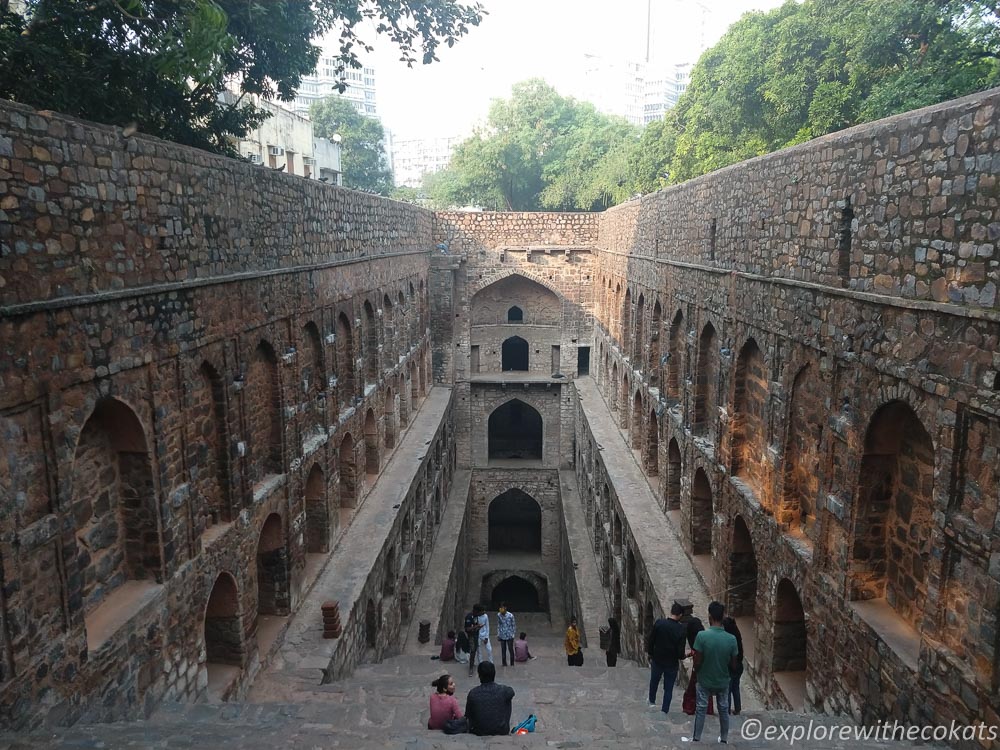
476,604 -> 494,664
465,661 -> 516,736
464,606 -> 481,676
605,616 -> 621,667
427,674 -> 463,730
647,602 -> 688,713
723,616 -> 745,715
565,616 -> 583,666
684,601 -> 738,744
682,616 -> 714,716
496,603 -> 517,667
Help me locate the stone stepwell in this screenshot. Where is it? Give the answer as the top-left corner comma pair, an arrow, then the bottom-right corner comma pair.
1,634 -> 937,749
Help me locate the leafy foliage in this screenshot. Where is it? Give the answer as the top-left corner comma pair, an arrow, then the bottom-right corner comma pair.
428,79 -> 638,211
634,0 -> 1000,185
0,0 -> 483,156
310,96 -> 393,194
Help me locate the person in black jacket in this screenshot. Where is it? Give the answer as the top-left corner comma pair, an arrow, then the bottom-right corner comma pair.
465,661 -> 515,736
646,602 -> 688,713
723,616 -> 745,715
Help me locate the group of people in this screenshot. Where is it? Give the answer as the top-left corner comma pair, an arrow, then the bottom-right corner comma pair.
437,603 -> 536,674
427,662 -> 516,736
645,600 -> 744,744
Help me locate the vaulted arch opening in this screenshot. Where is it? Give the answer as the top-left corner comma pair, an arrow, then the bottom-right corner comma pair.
247,341 -> 282,483
773,578 -> 807,710
304,463 -> 328,554
666,439 -> 681,511
203,571 -> 244,697
501,336 -> 529,371
643,407 -> 659,476
728,516 -> 757,617
850,401 -> 934,627
691,468 -> 713,556
507,305 -> 523,323
337,312 -> 356,408
364,407 -> 379,476
302,321 -> 326,433
694,323 -> 717,436
782,363 -> 823,535
73,397 -> 160,614
488,399 -> 542,461
488,489 -> 542,553
256,513 -> 290,617
648,301 -> 662,385
666,310 -> 684,401
338,432 -> 357,509
363,299 -> 378,384
630,390 -> 643,449
192,361 -> 231,528
489,575 -> 544,612
471,274 -> 561,326
731,338 -> 767,493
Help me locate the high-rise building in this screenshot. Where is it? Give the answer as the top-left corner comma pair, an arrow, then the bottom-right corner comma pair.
568,55 -> 691,126
391,135 -> 463,188
292,56 -> 378,120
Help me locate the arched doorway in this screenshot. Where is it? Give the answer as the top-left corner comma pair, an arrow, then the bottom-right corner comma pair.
631,390 -> 643,449
256,514 -> 289,617
729,516 -> 757,616
204,572 -> 244,698
487,399 -> 542,461
851,401 -> 933,627
337,312 -> 356,407
247,341 -> 282,483
364,408 -> 379,476
363,299 -> 378,384
383,386 -> 396,449
490,575 -> 543,612
694,323 -> 717,435
772,578 -> 807,710
488,489 -> 542,553
502,336 -> 529,371
666,310 -> 684,401
731,338 -> 767,493
666,439 -> 681,511
507,305 -> 523,323
304,463 -> 328,553
648,301 -> 662,384
643,407 -> 659,476
691,468 -> 713,556
338,433 -> 357,509
72,397 -> 160,615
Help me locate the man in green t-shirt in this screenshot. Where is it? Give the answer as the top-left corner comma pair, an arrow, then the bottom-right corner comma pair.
684,601 -> 738,744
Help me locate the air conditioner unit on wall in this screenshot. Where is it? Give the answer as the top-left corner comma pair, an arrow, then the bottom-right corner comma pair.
303,157 -> 317,166
248,153 -> 262,164
268,145 -> 285,156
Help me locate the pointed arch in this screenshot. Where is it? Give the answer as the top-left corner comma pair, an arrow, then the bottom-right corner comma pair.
488,399 -> 543,461
364,407 -> 379,476
304,463 -> 328,553
336,312 -> 356,408
666,438 -> 682,511
666,310 -> 684,401
691,468 -> 713,556
649,300 -> 662,385
644,407 -> 659,476
694,323 -> 717,435
247,341 -> 282,483
731,337 -> 767,493
338,432 -> 357,509
781,363 -> 822,534
501,336 -> 529,371
73,397 -> 160,613
363,299 -> 378,384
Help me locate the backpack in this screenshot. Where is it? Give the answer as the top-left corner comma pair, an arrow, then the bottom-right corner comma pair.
464,613 -> 479,637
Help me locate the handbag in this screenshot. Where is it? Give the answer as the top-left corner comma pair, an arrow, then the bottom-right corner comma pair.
443,717 -> 469,734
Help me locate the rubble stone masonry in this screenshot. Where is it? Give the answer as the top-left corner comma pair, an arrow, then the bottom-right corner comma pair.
591,88 -> 1000,745
0,100 -> 448,728
3,80 -> 1000,747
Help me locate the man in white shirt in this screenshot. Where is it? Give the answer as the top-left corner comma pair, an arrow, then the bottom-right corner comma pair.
476,605 -> 494,664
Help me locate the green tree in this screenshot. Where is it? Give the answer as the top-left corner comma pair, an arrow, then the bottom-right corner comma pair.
431,79 -> 638,211
0,0 -> 483,156
310,96 -> 393,194
632,0 -> 1000,185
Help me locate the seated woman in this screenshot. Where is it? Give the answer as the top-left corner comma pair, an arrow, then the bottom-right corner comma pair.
513,632 -> 534,662
428,674 -> 463,730
440,630 -> 457,662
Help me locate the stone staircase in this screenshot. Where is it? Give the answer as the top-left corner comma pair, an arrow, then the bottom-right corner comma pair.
0,636 -> 929,749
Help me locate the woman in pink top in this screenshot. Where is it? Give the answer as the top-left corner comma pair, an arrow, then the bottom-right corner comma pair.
427,674 -> 463,730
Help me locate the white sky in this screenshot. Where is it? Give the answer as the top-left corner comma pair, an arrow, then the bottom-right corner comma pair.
335,0 -> 787,140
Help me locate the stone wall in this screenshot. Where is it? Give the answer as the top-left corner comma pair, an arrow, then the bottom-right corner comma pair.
590,88 -> 1000,745
0,99 -> 443,729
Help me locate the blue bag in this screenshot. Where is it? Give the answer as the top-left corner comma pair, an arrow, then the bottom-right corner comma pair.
511,714 -> 537,734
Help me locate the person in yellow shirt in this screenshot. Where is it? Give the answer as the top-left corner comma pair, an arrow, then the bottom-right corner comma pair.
564,617 -> 583,666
